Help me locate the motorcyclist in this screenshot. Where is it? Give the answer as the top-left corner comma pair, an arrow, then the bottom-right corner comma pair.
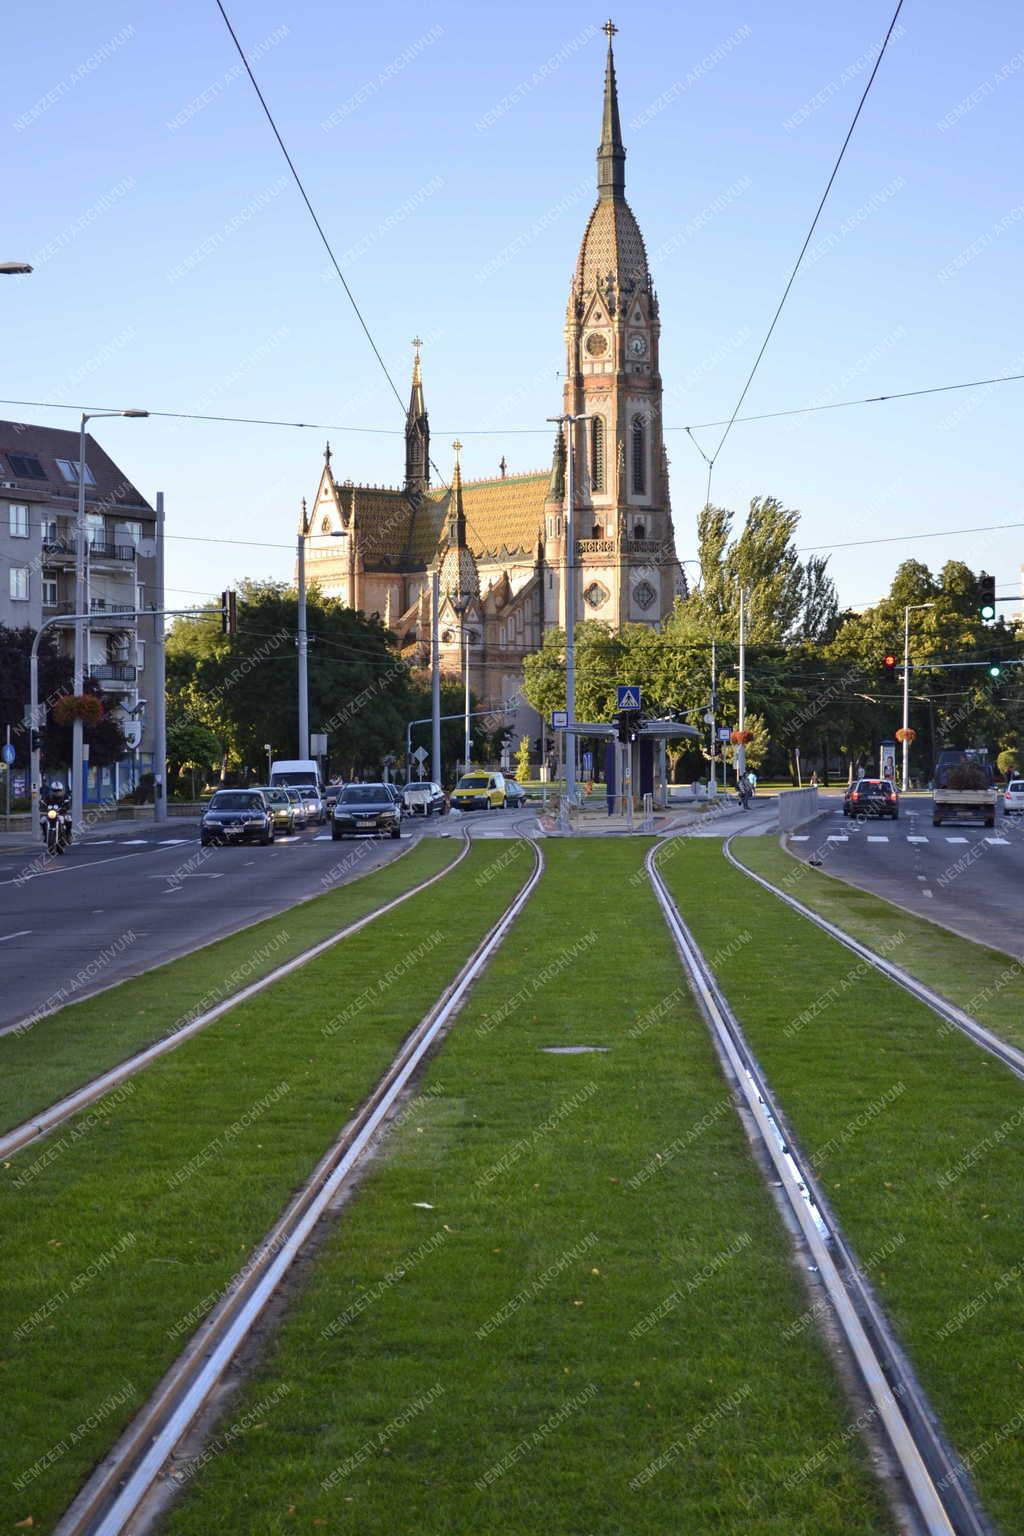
40,779 -> 72,850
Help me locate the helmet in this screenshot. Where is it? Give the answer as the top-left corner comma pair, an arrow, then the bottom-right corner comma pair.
50,780 -> 66,795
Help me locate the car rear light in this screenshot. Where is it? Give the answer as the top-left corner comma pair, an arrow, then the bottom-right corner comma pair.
851,792 -> 859,801
886,793 -> 896,802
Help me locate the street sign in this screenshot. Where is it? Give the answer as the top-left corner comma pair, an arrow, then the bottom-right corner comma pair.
1,744 -> 14,766
310,732 -> 328,756
123,722 -> 142,750
617,685 -> 642,710
551,709 -> 568,729
702,712 -> 714,725
22,705 -> 43,730
582,751 -> 593,776
718,727 -> 731,743
412,746 -> 428,764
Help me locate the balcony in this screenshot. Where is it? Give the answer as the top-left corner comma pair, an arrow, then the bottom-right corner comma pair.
88,663 -> 137,688
89,540 -> 136,564
42,532 -> 75,563
89,598 -> 135,628
575,536 -> 667,558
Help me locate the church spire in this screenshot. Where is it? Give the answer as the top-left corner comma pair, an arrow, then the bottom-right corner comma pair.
404,335 -> 430,494
597,19 -> 625,202
439,439 -> 479,601
447,439 -> 466,548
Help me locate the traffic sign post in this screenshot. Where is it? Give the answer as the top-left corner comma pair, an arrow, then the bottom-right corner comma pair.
551,709 -> 568,730
616,685 -> 642,711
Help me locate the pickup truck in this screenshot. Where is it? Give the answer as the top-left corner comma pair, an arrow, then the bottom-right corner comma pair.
932,749 -> 997,828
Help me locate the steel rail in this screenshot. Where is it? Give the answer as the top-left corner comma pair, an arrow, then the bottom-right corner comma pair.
54,828 -> 542,1536
1,830 -> 471,1161
646,843 -> 989,1536
723,834 -> 1024,1085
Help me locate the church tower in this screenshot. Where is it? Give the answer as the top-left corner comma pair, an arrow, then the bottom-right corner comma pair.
404,336 -> 430,496
549,20 -> 681,632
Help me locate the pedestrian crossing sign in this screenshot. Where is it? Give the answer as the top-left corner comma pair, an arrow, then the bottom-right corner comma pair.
617,685 -> 642,710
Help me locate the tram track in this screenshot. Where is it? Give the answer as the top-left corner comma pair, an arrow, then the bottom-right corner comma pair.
49,825 -> 541,1536
0,831 -> 472,1162
646,841 -> 991,1536
723,833 -> 1024,1085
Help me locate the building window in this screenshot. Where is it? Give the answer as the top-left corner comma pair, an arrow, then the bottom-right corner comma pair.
55,458 -> 96,486
631,416 -> 646,496
9,566 -> 29,601
42,573 -> 58,606
591,523 -> 601,538
136,639 -> 145,670
85,513 -> 105,545
8,503 -> 29,538
590,416 -> 605,492
118,520 -> 142,547
634,522 -> 646,540
6,452 -> 46,480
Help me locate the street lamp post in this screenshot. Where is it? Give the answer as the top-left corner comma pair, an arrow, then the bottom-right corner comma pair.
902,601 -> 936,792
72,409 -> 148,835
547,411 -> 589,806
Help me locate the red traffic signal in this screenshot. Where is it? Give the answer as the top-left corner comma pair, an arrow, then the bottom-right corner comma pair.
882,654 -> 897,671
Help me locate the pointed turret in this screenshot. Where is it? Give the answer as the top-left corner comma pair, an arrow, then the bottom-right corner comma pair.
439,440 -> 479,601
404,335 -> 430,495
597,20 -> 625,202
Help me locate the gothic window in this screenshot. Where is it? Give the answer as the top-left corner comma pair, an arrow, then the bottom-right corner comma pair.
634,580 -> 656,611
634,522 -> 646,540
321,517 -> 330,533
631,415 -> 646,496
590,416 -> 605,492
591,524 -> 601,538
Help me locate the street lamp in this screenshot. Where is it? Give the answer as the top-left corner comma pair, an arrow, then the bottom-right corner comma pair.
297,526 -> 345,761
452,594 -> 472,776
547,410 -> 589,806
901,601 -> 935,792
72,409 -> 149,835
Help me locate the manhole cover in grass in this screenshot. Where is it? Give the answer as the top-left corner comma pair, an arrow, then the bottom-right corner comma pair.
540,1045 -> 609,1054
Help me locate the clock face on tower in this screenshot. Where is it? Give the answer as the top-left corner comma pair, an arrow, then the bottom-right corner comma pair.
629,335 -> 648,357
585,332 -> 608,358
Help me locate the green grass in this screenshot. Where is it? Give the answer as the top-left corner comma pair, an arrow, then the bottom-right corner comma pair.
735,836 -> 1024,1053
0,840 -> 531,1534
658,840 -> 1024,1533
160,843 -> 893,1536
0,836 -> 460,1135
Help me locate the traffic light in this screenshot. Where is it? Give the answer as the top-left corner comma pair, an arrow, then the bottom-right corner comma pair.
978,574 -> 996,621
616,709 -> 642,744
30,729 -> 40,753
882,653 -> 897,677
988,662 -> 1002,679
220,589 -> 237,636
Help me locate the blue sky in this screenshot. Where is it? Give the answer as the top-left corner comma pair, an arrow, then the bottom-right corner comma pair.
5,0 -> 1023,615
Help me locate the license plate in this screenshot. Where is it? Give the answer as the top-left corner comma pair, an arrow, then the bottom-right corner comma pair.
358,818 -> 375,827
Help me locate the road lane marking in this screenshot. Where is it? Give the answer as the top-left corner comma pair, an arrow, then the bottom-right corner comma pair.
945,837 -> 969,844
148,872 -> 223,880
313,834 -> 332,841
906,836 -> 929,843
0,841 -> 197,887
121,839 -> 149,845
985,837 -> 1010,845
923,889 -> 933,898
0,930 -> 30,943
158,838 -> 190,845
867,835 -> 889,842
827,835 -> 848,842
790,835 -> 809,842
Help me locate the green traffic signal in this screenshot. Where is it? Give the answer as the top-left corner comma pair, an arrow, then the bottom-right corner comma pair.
988,663 -> 1002,678
978,574 -> 997,620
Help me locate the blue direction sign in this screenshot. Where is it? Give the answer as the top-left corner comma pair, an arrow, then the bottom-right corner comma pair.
617,685 -> 642,710
1,744 -> 14,766
551,709 -> 568,729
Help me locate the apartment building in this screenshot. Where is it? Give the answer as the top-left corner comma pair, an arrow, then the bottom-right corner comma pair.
0,419 -> 156,799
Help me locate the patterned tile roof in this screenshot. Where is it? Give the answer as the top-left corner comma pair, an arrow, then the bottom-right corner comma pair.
574,197 -> 649,294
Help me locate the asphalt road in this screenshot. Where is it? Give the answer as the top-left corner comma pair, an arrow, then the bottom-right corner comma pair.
785,795 -> 1024,958
0,809 -> 506,1033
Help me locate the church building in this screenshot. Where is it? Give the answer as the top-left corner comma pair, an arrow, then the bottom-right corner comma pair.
299,22 -> 685,741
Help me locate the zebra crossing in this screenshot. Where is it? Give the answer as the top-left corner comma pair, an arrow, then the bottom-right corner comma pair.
790,833 -> 1012,846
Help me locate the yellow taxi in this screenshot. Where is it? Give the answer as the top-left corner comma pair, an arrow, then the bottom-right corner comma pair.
450,770 -> 507,811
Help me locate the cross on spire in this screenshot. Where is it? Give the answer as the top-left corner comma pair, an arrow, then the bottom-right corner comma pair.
411,334 -> 423,351
603,18 -> 617,41
452,438 -> 462,459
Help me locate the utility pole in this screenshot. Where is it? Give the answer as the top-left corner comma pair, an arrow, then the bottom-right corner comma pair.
709,640 -> 717,794
736,586 -> 747,782
902,602 -> 936,791
548,411 -> 588,806
431,568 -> 441,785
152,491 -> 167,822
462,621 -> 471,775
297,530 -> 309,760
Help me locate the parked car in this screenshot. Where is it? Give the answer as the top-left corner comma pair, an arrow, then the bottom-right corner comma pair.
843,778 -> 899,819
505,779 -> 528,809
1003,779 -> 1024,816
295,784 -> 327,825
283,786 -> 309,829
332,783 -> 402,840
200,789 -> 275,846
450,771 -> 507,811
253,784 -> 298,833
403,780 -> 446,816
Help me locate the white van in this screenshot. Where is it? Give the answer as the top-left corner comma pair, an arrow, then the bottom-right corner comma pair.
270,759 -> 323,795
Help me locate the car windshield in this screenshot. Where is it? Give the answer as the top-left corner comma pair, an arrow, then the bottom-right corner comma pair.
272,771 -> 317,787
261,789 -> 287,804
1008,781 -> 1024,793
210,792 -> 260,811
341,785 -> 387,804
458,776 -> 490,789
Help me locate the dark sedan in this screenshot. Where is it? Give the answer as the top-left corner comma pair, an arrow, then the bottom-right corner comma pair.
505,779 -> 528,808
200,790 -> 275,845
843,778 -> 899,819
332,783 -> 401,840
402,780 -> 446,816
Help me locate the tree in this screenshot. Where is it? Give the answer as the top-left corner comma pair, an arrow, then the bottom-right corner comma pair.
167,719 -> 222,795
515,735 -> 531,783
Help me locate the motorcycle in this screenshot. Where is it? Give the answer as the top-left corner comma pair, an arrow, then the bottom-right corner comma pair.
41,805 -> 72,855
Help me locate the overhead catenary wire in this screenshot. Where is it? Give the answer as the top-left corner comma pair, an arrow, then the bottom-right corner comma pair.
693,0 -> 906,504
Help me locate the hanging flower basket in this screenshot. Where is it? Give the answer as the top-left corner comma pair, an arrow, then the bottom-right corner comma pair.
730,729 -> 753,745
895,727 -> 917,744
52,694 -> 104,728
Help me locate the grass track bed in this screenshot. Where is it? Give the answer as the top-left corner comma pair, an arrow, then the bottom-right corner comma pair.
0,839 -> 528,1534
660,839 -> 1024,1532
161,842 -> 892,1536
0,837 -> 460,1135
737,836 -> 1024,1052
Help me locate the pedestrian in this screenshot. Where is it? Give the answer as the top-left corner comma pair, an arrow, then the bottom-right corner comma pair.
737,771 -> 751,810
748,770 -> 758,795
809,771 -> 819,788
